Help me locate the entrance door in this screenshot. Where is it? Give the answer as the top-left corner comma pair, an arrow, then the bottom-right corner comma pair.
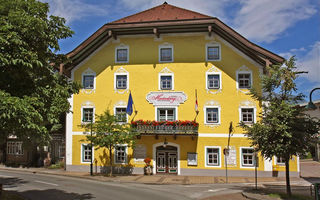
156,146 -> 177,174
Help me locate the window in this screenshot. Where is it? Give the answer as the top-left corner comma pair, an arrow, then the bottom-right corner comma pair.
115,145 -> 127,164
83,75 -> 94,89
238,73 -> 251,89
241,108 -> 254,123
160,48 -> 172,62
206,108 -> 219,124
115,107 -> 127,122
58,145 -> 65,158
207,46 -> 220,60
157,108 -> 176,121
82,108 -> 94,123
7,141 -> 23,155
115,45 -> 129,63
160,75 -> 172,90
276,157 -> 285,165
116,75 -> 127,89
82,144 -> 92,163
116,49 -> 128,62
206,147 -> 220,166
207,74 -> 220,89
241,148 -> 254,167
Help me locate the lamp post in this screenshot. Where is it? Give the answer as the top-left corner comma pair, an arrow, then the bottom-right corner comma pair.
306,88 -> 320,110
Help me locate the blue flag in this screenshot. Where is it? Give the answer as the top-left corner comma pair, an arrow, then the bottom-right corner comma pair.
126,92 -> 133,115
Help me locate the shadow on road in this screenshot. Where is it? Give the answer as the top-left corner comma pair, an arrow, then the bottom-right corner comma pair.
0,177 -> 28,188
15,189 -> 94,200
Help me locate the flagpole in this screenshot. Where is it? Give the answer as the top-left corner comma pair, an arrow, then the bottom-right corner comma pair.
130,90 -> 138,115
194,89 -> 199,121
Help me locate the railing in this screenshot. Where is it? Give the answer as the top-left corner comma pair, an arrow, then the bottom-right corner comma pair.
135,124 -> 198,135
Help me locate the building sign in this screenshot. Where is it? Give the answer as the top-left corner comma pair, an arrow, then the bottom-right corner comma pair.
187,152 -> 197,166
146,92 -> 187,106
133,144 -> 146,163
225,146 -> 237,167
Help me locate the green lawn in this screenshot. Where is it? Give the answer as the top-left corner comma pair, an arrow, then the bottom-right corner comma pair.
268,193 -> 313,200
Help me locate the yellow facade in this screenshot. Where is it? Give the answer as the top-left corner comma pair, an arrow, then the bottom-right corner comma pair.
67,34 -> 298,176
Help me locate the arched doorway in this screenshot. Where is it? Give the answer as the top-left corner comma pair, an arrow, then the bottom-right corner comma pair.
156,145 -> 178,174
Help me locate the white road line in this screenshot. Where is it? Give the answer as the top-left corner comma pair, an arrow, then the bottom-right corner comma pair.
0,174 -> 14,178
207,188 -> 227,192
35,180 -> 58,186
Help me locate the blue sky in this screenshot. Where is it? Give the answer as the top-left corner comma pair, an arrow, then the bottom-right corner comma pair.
45,0 -> 320,101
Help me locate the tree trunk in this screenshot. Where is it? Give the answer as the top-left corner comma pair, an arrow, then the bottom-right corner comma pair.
1,138 -> 7,164
285,158 -> 291,196
109,146 -> 113,177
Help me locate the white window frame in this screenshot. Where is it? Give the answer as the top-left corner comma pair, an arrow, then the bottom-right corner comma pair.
7,141 -> 24,155
114,144 -> 128,164
240,147 -> 255,168
239,107 -> 256,124
204,146 -> 221,168
81,143 -> 94,164
155,106 -> 178,121
275,156 -> 285,165
81,106 -> 95,124
115,45 -> 129,63
114,72 -> 129,90
158,73 -> 174,90
114,106 -> 128,123
81,69 -> 96,90
204,106 -> 221,125
159,43 -> 174,63
236,71 -> 252,90
206,71 -> 222,90
206,43 -> 221,61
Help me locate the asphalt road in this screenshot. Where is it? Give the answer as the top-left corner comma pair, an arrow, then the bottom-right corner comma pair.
0,170 -> 243,200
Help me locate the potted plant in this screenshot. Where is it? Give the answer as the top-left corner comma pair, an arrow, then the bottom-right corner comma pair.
144,157 -> 153,175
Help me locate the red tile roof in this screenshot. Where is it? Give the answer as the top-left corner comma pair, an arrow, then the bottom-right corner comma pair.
111,2 -> 211,24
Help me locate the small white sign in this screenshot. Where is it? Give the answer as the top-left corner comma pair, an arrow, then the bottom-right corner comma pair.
225,146 -> 237,167
146,92 -> 187,106
187,152 -> 197,166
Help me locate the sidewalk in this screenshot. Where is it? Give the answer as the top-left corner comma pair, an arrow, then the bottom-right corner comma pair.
0,164 -> 317,200
0,165 -> 307,185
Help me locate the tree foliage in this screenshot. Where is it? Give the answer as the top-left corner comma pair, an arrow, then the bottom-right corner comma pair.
0,0 -> 80,150
82,110 -> 138,176
242,57 -> 319,195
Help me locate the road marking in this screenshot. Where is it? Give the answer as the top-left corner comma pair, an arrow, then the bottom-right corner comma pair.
208,188 -> 227,192
35,180 -> 58,186
0,174 -> 14,178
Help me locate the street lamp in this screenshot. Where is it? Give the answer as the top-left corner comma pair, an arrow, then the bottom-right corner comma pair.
90,118 -> 93,176
306,88 -> 320,110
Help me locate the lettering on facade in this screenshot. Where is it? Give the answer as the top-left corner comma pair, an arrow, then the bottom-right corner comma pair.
146,92 -> 187,106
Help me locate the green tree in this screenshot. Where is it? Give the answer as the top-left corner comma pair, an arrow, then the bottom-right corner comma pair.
242,57 -> 319,196
0,0 -> 80,164
82,110 -> 138,176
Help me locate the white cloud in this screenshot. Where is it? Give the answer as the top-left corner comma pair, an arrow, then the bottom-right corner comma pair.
43,0 -> 110,24
233,0 -> 317,43
298,41 -> 320,83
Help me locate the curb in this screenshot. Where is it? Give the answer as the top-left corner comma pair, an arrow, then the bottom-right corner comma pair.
241,192 -> 260,200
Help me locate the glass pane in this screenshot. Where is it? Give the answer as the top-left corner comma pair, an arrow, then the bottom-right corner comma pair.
207,47 -> 219,60
117,49 -> 127,61
160,48 -> 172,61
83,75 -> 94,89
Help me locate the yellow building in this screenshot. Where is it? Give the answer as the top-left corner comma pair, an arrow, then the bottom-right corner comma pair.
64,2 -> 299,176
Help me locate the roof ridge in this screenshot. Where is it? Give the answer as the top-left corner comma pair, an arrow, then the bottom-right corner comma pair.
109,2 -> 212,24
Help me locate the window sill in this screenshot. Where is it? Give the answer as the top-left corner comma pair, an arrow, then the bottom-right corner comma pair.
115,61 -> 129,64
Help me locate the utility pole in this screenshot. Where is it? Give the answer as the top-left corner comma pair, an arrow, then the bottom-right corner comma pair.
225,122 -> 233,184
